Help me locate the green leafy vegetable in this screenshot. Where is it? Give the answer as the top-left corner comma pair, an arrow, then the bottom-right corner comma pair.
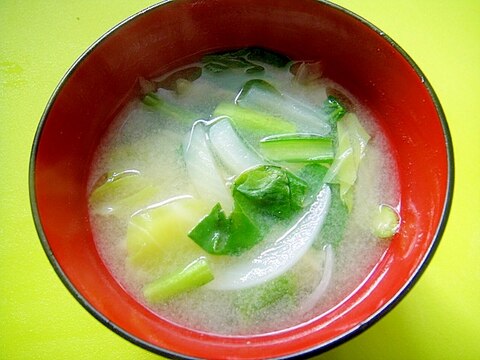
212,102 -> 296,135
143,257 -> 214,303
188,165 -> 315,256
188,203 -> 261,256
203,49 -> 264,74
322,95 -> 347,123
315,184 -> 349,248
297,163 -> 329,206
244,47 -> 290,68
233,165 -> 308,220
206,185 -> 331,290
259,133 -> 334,163
202,47 -> 290,74
235,275 -> 297,318
142,92 -> 199,124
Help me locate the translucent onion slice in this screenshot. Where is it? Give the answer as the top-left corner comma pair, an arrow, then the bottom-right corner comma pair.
299,244 -> 334,313
183,121 -> 234,213
206,185 -> 331,290
208,118 -> 264,176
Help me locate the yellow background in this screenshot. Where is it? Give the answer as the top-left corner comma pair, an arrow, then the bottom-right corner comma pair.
1,1 -> 479,359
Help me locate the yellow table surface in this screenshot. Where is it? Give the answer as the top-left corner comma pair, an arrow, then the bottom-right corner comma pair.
1,1 -> 479,359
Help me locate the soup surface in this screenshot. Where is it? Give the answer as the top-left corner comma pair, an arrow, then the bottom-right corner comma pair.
88,48 -> 400,335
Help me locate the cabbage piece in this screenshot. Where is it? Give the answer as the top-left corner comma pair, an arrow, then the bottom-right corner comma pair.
126,196 -> 209,271
89,170 -> 157,218
323,113 -> 370,210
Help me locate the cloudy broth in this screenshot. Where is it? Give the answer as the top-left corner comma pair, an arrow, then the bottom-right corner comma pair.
88,50 -> 400,335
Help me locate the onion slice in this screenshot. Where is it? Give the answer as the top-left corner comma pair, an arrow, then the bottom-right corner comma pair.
208,118 -> 264,176
206,185 -> 331,290
299,244 -> 335,313
183,121 -> 234,213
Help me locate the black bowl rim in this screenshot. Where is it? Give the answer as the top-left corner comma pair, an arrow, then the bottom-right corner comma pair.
29,0 -> 454,359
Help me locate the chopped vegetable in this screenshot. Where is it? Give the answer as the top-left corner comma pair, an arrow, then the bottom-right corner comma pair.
143,257 -> 214,303
183,121 -> 234,213
243,47 -> 290,68
188,165 -> 316,256
188,203 -> 261,256
142,92 -> 199,124
208,119 -> 264,176
235,79 -> 331,135
212,102 -> 296,134
233,165 -> 308,220
202,49 -> 264,74
371,204 -> 400,238
259,133 -> 334,163
315,184 -> 349,248
202,47 -> 290,74
323,113 -> 371,210
126,196 -> 209,270
89,170 -> 157,217
297,163 -> 329,206
205,185 -> 331,290
236,275 -> 297,318
322,95 -> 347,123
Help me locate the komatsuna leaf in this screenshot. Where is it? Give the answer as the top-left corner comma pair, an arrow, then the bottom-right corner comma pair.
188,165 -> 313,256
188,203 -> 262,256
233,165 -> 308,220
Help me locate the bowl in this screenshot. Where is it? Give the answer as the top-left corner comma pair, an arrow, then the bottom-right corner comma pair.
30,0 -> 453,358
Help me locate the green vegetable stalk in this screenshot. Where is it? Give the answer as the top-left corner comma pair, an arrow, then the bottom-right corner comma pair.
143,257 -> 214,303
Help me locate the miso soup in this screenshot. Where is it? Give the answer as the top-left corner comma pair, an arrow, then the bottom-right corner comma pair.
88,48 -> 400,335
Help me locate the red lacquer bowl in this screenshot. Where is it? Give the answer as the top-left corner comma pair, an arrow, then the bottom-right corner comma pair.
30,0 -> 453,358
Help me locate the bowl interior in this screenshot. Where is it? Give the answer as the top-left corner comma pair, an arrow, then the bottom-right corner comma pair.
31,0 -> 452,358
